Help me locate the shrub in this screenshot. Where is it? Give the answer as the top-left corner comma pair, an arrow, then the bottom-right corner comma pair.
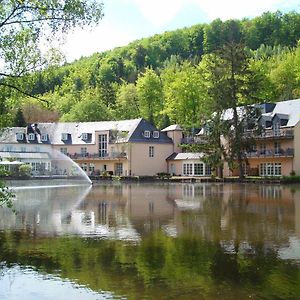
18,164 -> 32,177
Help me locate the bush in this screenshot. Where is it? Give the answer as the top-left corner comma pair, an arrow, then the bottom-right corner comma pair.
18,164 -> 32,177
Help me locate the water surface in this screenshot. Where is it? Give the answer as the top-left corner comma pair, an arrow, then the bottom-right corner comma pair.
1,181 -> 300,299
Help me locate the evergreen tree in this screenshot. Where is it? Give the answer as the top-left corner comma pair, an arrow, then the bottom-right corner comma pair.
14,108 -> 27,127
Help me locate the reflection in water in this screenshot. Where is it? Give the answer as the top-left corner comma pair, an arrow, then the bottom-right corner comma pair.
1,182 -> 300,299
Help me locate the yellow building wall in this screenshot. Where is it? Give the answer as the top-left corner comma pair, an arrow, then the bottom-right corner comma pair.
128,143 -> 173,176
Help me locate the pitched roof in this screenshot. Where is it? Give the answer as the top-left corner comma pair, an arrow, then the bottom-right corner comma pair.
0,118 -> 173,145
167,152 -> 204,160
161,124 -> 183,132
223,99 -> 300,127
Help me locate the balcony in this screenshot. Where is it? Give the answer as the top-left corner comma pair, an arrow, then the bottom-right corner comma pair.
245,148 -> 294,158
68,151 -> 127,160
246,128 -> 294,139
181,136 -> 208,145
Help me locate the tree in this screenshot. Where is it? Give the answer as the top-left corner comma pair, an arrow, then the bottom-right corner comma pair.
162,61 -> 206,129
0,0 -> 103,208
115,83 -> 140,120
136,68 -> 163,125
13,108 -> 27,127
200,43 -> 263,178
0,0 -> 104,96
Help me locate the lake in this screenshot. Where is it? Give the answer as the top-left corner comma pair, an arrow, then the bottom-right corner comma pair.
1,181 -> 300,299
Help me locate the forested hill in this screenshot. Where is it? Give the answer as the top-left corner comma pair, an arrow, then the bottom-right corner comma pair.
3,10 -> 300,129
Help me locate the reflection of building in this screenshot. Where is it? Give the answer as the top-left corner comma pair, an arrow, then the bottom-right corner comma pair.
0,182 -> 298,248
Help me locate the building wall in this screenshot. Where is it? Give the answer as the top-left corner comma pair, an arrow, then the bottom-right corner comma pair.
165,130 -> 183,153
293,122 -> 300,175
129,143 -> 173,176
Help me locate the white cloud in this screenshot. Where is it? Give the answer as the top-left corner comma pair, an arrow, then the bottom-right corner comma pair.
132,0 -> 184,27
191,0 -> 287,20
62,23 -> 135,62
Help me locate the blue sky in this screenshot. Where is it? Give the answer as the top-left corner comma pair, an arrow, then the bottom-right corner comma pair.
62,0 -> 299,62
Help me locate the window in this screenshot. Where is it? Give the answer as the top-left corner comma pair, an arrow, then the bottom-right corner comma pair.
98,134 -> 107,157
81,133 -> 88,140
205,165 -> 212,176
81,163 -> 88,172
260,143 -> 266,155
183,163 -> 193,176
115,163 -> 123,176
260,163 -> 281,176
274,142 -> 281,155
28,133 -> 35,141
41,134 -> 48,142
194,163 -> 204,176
61,133 -> 69,141
60,147 -> 68,155
16,133 -> 24,141
89,163 -> 95,174
273,122 -> 280,136
274,163 -> 281,176
149,146 -> 154,158
153,131 -> 159,138
144,130 -> 150,138
81,147 -> 87,156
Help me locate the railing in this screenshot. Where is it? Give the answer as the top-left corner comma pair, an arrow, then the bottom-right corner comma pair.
245,148 -> 294,158
68,152 -> 127,160
181,136 -> 208,145
246,128 -> 294,139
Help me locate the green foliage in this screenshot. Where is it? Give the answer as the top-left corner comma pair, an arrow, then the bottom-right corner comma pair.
18,164 -> 32,177
115,83 -> 140,120
136,68 -> 163,125
0,168 -> 15,210
61,89 -> 112,122
2,9 -> 300,126
13,108 -> 27,127
162,61 -> 206,128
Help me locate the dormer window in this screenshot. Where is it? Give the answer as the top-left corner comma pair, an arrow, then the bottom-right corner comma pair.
61,133 -> 69,141
28,133 -> 35,141
81,133 -> 91,141
144,130 -> 150,138
153,131 -> 159,138
16,133 -> 24,141
41,134 -> 48,142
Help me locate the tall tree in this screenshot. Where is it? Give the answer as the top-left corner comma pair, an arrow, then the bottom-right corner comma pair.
201,43 -> 263,178
136,68 -> 163,125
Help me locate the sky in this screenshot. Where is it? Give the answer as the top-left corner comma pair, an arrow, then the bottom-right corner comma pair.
61,0 -> 300,62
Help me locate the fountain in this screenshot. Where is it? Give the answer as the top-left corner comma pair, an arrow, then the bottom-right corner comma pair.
50,149 -> 92,184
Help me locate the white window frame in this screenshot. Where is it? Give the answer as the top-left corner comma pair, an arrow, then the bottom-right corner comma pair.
81,163 -> 88,172
81,147 -> 88,156
144,130 -> 151,138
194,163 -> 204,176
41,134 -> 48,142
16,133 -> 24,141
153,131 -> 159,138
183,163 -> 193,176
61,133 -> 69,141
60,147 -> 68,155
81,133 -> 89,140
115,163 -> 123,176
273,122 -> 280,136
28,133 -> 35,141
